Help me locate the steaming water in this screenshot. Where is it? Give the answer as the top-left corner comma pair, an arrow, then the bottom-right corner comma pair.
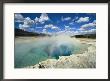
15,35 -> 88,68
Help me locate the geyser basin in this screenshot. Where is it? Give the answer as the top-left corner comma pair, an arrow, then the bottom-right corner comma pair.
15,36 -> 87,68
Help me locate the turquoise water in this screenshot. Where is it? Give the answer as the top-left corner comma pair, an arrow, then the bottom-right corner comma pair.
15,41 -> 49,68
15,37 -> 87,68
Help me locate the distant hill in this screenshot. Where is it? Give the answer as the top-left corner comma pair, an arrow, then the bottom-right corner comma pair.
73,34 -> 96,39
15,28 -> 96,38
15,28 -> 49,36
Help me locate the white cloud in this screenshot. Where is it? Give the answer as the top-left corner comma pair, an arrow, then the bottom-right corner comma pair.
29,28 -> 35,32
19,23 -> 30,31
72,17 -> 78,22
61,16 -> 71,21
76,28 -> 96,35
34,17 -> 39,23
74,31 -> 80,35
39,13 -> 50,24
80,21 -> 96,30
64,17 -> 71,21
74,21 -> 96,35
14,13 -> 24,22
35,27 -> 42,28
42,29 -> 47,33
51,26 -> 60,31
88,29 -> 96,34
19,23 -> 30,30
69,22 -> 74,25
44,24 -> 60,31
24,17 -> 34,25
34,13 -> 50,24
54,25 -> 76,36
22,24 -> 30,28
42,29 -> 52,35
81,23 -> 95,28
84,29 -> 96,34
19,24 -> 23,29
56,30 -> 74,36
18,17 -> 34,30
79,20 -> 96,30
76,17 -> 89,23
44,24 -> 53,28
71,28 -> 76,30
70,17 -> 79,25
64,25 -> 73,31
65,25 -> 70,30
17,13 -> 50,31
78,27 -> 85,31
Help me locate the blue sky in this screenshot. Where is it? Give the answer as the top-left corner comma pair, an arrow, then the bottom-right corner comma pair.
14,13 -> 96,35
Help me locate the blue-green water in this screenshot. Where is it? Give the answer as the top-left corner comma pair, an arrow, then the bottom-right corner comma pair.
15,36 -> 87,68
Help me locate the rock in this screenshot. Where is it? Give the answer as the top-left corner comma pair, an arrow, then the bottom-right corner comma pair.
38,45 -> 96,68
39,59 -> 57,68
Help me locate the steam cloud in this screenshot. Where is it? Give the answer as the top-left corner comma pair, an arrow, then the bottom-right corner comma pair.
38,35 -> 81,59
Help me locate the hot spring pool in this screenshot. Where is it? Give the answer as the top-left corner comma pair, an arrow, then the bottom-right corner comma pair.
15,36 -> 88,68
